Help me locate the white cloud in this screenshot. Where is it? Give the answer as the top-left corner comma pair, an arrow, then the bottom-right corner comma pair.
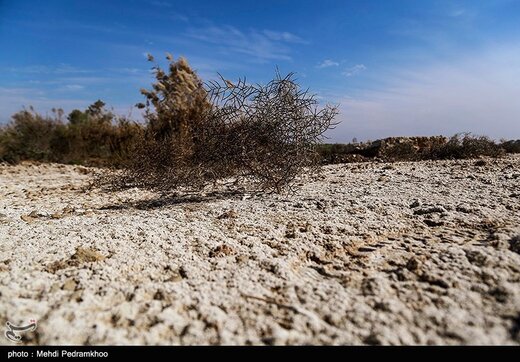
150,1 -> 172,8
170,13 -> 189,22
328,44 -> 520,142
5,64 -> 92,75
0,87 -> 89,123
449,9 -> 467,17
316,59 -> 339,68
342,64 -> 366,77
54,64 -> 92,74
185,25 -> 305,62
61,84 -> 85,91
447,6 -> 476,19
262,30 -> 306,44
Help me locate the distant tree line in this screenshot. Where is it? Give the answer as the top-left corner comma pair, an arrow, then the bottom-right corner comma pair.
0,100 -> 141,166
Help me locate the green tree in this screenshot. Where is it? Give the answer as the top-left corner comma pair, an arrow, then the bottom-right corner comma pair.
68,109 -> 88,125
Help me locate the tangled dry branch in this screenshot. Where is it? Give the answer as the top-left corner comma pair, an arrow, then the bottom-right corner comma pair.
110,56 -> 338,193
205,71 -> 338,191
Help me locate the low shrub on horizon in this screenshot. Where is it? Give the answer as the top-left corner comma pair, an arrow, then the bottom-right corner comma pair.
317,133 -> 512,164
430,133 -> 504,160
500,139 -> 520,154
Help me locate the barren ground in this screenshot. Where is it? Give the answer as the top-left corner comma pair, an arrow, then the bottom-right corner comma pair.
1,156 -> 519,345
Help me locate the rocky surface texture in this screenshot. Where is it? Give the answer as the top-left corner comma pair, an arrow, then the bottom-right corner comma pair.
1,156 -> 519,345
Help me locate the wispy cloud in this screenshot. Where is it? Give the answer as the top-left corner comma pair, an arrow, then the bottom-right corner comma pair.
262,30 -> 306,44
150,0 -> 173,7
447,6 -> 477,19
170,13 -> 189,22
110,67 -> 144,74
59,84 -> 85,91
5,64 -> 93,75
342,64 -> 366,77
449,9 -> 467,17
329,44 -> 520,142
0,63 -> 154,123
185,25 -> 305,62
316,59 -> 339,68
0,87 -> 89,123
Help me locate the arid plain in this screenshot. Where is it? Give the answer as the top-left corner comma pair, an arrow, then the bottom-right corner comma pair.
1,156 -> 519,344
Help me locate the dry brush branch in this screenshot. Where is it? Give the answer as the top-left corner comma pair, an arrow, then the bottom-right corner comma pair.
109,55 -> 338,193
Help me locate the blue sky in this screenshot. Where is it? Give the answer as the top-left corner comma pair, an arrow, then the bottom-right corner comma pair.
1,0 -> 519,141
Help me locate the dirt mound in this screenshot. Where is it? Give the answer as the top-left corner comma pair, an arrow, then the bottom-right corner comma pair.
45,247 -> 105,273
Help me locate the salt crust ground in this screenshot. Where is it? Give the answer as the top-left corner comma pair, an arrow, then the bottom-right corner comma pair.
1,156 -> 519,345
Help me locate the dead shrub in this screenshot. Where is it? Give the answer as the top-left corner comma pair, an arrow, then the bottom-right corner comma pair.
113,54 -> 214,190
205,71 -> 338,191
112,55 -> 338,192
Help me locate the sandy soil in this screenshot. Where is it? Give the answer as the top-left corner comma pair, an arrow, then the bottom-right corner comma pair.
1,156 -> 519,345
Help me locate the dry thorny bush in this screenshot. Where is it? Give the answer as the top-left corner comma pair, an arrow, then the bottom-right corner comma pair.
106,54 -> 338,193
